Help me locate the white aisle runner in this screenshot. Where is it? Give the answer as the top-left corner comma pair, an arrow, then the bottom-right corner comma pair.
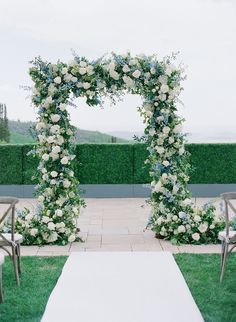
42,252 -> 203,322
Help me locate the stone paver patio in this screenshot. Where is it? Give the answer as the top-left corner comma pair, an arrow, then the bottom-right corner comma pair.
0,197 -> 229,256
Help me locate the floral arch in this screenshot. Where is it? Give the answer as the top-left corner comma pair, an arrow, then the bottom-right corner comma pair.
16,52 -> 223,245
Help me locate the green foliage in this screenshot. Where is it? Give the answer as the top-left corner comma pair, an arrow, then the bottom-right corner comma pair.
1,143 -> 236,184
76,144 -> 134,183
22,144 -> 38,184
133,143 -> 149,183
0,256 -> 67,322
175,253 -> 236,322
187,144 -> 236,184
0,145 -> 23,184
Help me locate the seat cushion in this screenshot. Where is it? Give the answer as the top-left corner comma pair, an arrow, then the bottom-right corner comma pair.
218,230 -> 236,242
0,233 -> 23,244
0,253 -> 4,265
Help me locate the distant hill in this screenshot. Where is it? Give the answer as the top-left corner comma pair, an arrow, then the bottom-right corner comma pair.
7,120 -> 128,144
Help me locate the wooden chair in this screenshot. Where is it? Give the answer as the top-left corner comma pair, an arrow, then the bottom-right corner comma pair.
219,192 -> 236,282
0,253 -> 4,303
0,197 -> 23,285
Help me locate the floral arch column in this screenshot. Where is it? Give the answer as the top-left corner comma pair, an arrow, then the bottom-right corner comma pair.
16,53 -> 223,245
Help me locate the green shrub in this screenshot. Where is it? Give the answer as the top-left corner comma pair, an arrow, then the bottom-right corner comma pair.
187,144 -> 236,184
0,143 -> 236,184
75,144 -> 134,184
0,145 -> 23,184
22,144 -> 38,184
133,143 -> 149,183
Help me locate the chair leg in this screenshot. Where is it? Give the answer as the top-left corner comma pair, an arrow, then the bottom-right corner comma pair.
220,243 -> 228,282
16,244 -> 22,275
220,241 -> 225,269
0,265 -> 3,303
12,246 -> 20,286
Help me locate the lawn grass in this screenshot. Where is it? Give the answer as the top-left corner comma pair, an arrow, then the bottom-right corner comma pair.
0,256 -> 67,322
0,254 -> 235,322
175,253 -> 236,322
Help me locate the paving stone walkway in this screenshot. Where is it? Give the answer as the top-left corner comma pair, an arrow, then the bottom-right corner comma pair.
0,197 -> 228,256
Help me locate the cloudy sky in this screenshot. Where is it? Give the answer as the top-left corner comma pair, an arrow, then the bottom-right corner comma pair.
0,0 -> 235,133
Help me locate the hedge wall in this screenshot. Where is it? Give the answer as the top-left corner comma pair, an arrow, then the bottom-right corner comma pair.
75,144 -> 134,184
0,145 -> 23,184
0,143 -> 236,184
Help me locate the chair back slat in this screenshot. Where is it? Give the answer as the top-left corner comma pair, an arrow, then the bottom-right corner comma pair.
221,193 -> 236,237
0,197 -> 19,243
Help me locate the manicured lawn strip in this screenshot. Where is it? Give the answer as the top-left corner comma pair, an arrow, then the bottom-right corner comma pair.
1,254 -> 236,321
0,256 -> 67,322
175,253 -> 236,322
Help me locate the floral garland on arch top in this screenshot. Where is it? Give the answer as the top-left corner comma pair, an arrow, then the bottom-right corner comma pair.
15,52 -> 224,245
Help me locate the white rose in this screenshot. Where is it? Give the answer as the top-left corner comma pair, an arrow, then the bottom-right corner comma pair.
168,137 -> 175,144
160,84 -> 169,94
173,124 -> 182,133
42,154 -> 49,161
182,198 -> 192,206
61,156 -> 69,165
192,232 -> 200,241
198,222 -> 208,233
177,225 -> 186,233
61,67 -> 68,75
36,122 -> 46,130
48,222 -> 55,230
50,171 -> 58,178
162,126 -> 170,134
79,67 -> 87,75
63,179 -> 71,188
156,146 -> 165,154
68,234 -> 76,243
50,125 -> 60,134
194,215 -> 201,223
59,103 -> 66,111
158,75 -> 168,84
55,209 -> 63,217
69,191 -> 75,198
173,215 -> 178,221
154,181 -> 162,192
54,76 -> 61,84
79,61 -> 87,67
146,111 -> 153,118
44,96 -> 53,108
51,145 -> 61,154
38,195 -> 45,202
157,217 -> 163,225
109,70 -> 119,80
57,135 -> 64,145
122,76 -> 134,88
162,160 -> 169,167
83,82 -> 91,89
122,65 -> 130,73
132,70 -> 141,78
149,128 -> 156,136
30,228 -> 38,237
51,114 -> 61,123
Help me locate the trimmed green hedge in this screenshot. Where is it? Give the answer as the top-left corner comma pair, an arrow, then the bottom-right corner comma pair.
75,144 -> 134,184
0,143 -> 236,184
0,145 -> 23,184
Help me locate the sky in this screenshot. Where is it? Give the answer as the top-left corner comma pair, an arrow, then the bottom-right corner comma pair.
0,0 -> 235,133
